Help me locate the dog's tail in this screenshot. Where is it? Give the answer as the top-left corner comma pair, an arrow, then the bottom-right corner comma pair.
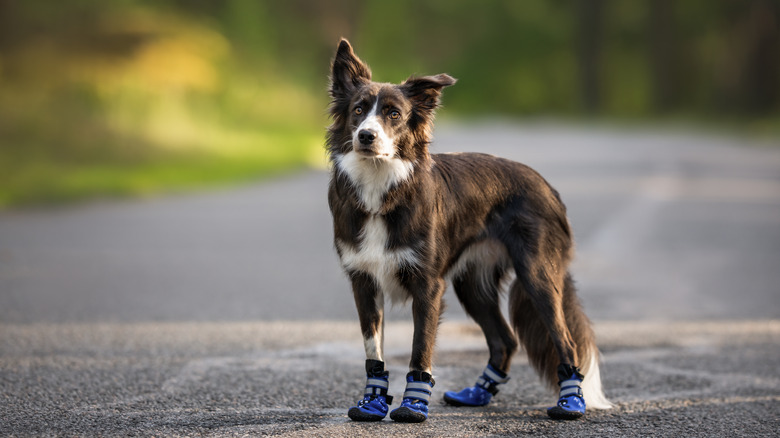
509,273 -> 612,410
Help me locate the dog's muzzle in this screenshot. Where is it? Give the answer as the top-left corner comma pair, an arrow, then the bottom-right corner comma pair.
358,129 -> 376,145
355,129 -> 379,155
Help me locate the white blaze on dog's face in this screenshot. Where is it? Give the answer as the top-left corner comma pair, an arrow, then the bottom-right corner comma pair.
347,85 -> 413,160
352,99 -> 395,158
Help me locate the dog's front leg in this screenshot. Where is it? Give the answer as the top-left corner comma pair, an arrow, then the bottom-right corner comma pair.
408,277 -> 446,374
389,277 -> 445,423
347,271 -> 392,422
350,271 -> 385,362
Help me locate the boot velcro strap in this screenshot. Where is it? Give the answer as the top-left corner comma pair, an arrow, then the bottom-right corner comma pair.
559,378 -> 583,398
557,364 -> 584,383
364,385 -> 389,396
366,378 -> 390,389
560,385 -> 583,398
475,365 -> 510,395
403,381 -> 432,403
364,377 -> 393,403
365,359 -> 386,375
476,377 -> 500,395
483,365 -> 510,384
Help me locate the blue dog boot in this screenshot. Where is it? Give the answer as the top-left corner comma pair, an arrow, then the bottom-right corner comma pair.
390,371 -> 435,423
547,364 -> 586,420
444,363 -> 510,406
348,359 -> 393,422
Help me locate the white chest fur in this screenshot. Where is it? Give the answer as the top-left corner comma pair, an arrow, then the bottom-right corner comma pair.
335,152 -> 415,214
336,215 -> 418,304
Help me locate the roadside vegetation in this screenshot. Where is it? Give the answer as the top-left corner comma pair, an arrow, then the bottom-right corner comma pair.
0,1 -> 777,207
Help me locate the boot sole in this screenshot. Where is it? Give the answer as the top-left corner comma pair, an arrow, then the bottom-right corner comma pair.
390,407 -> 427,423
348,407 -> 385,422
443,393 -> 489,407
547,406 -> 584,420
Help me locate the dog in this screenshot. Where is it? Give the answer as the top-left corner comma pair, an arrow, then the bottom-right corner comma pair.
326,39 -> 611,423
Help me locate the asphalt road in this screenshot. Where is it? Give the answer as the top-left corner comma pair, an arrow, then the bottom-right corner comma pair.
1,122 -> 779,436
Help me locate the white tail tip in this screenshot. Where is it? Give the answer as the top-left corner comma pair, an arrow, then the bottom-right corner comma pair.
581,350 -> 613,410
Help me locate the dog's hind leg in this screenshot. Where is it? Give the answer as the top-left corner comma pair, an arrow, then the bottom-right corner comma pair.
506,230 -> 610,419
454,265 -> 518,370
347,272 -> 392,422
443,267 -> 517,407
508,265 -> 588,420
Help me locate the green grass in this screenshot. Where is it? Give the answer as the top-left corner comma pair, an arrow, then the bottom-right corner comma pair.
0,128 -> 324,208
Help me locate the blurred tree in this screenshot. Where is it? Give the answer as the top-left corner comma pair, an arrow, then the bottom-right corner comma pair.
577,0 -> 604,114
742,0 -> 779,115
649,0 -> 676,113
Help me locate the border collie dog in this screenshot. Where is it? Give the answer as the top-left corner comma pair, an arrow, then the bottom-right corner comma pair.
327,39 -> 611,423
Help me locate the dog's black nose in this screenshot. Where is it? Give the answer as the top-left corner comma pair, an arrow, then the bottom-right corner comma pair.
358,130 -> 376,145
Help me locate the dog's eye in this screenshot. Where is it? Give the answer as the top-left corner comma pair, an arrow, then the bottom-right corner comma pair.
389,110 -> 400,120
354,107 -> 363,115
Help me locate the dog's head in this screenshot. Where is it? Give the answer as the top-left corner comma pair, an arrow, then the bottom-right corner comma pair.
327,39 -> 456,164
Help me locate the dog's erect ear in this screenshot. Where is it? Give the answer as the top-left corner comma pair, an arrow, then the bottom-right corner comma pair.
401,74 -> 457,116
330,39 -> 371,99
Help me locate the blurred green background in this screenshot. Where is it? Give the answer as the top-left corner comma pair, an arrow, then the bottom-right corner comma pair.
1,0 -> 778,207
